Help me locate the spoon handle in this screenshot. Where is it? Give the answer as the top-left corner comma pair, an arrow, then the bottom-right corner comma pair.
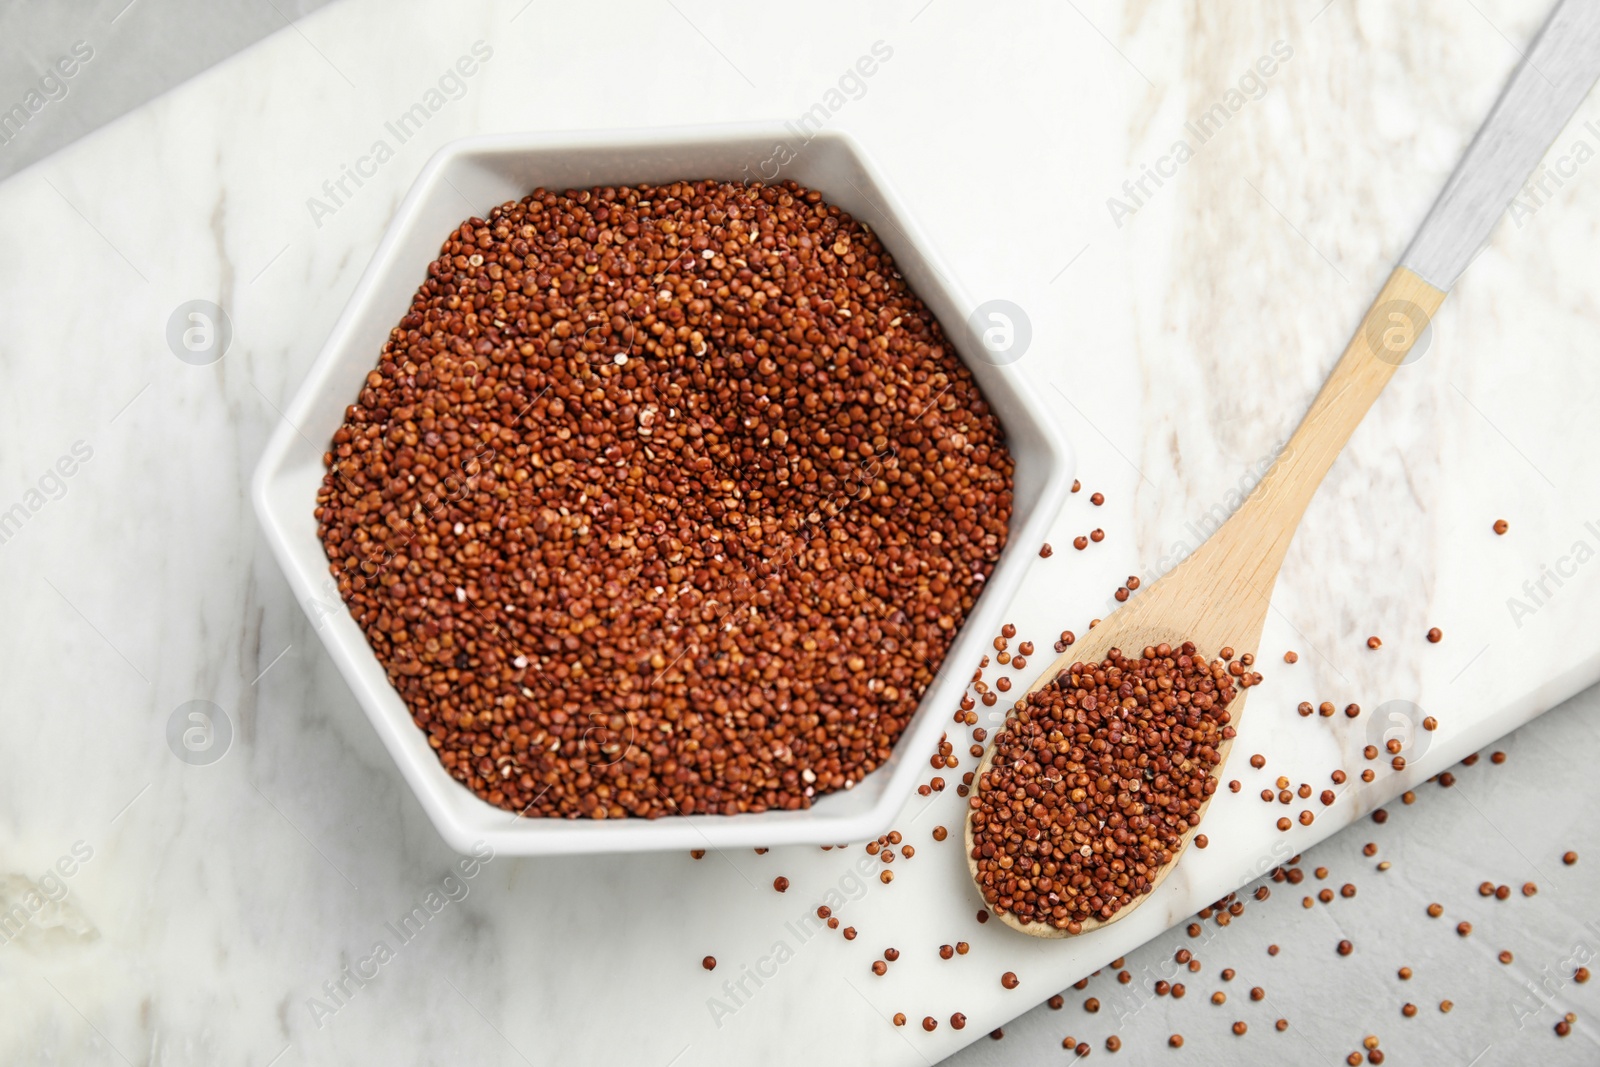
1223,267 -> 1445,587
1225,0 -> 1600,582
1403,0 -> 1600,290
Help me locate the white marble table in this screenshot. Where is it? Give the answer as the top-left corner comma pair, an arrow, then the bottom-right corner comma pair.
3,0 -> 1599,1064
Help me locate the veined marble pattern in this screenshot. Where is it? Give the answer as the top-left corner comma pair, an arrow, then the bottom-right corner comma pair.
1,0 -> 1598,1064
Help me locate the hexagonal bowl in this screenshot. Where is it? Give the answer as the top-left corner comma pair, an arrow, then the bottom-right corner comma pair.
251,124 -> 1074,855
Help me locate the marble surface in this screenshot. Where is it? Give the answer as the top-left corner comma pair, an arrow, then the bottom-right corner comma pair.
2,0 -> 1599,1064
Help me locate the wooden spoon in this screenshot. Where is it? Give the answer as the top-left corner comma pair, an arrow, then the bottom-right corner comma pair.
967,0 -> 1600,938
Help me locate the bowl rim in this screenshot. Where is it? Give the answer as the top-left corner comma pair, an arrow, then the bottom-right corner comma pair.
252,121 -> 1074,854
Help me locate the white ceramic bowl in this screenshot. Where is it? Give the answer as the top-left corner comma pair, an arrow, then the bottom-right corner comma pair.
252,124 -> 1074,855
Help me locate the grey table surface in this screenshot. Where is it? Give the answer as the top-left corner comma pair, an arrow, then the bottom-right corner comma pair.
2,3 -> 1598,1065
0,0 -> 332,183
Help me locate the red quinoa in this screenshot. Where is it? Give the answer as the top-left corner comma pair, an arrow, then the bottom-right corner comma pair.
969,642 -> 1241,930
316,180 -> 1013,818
